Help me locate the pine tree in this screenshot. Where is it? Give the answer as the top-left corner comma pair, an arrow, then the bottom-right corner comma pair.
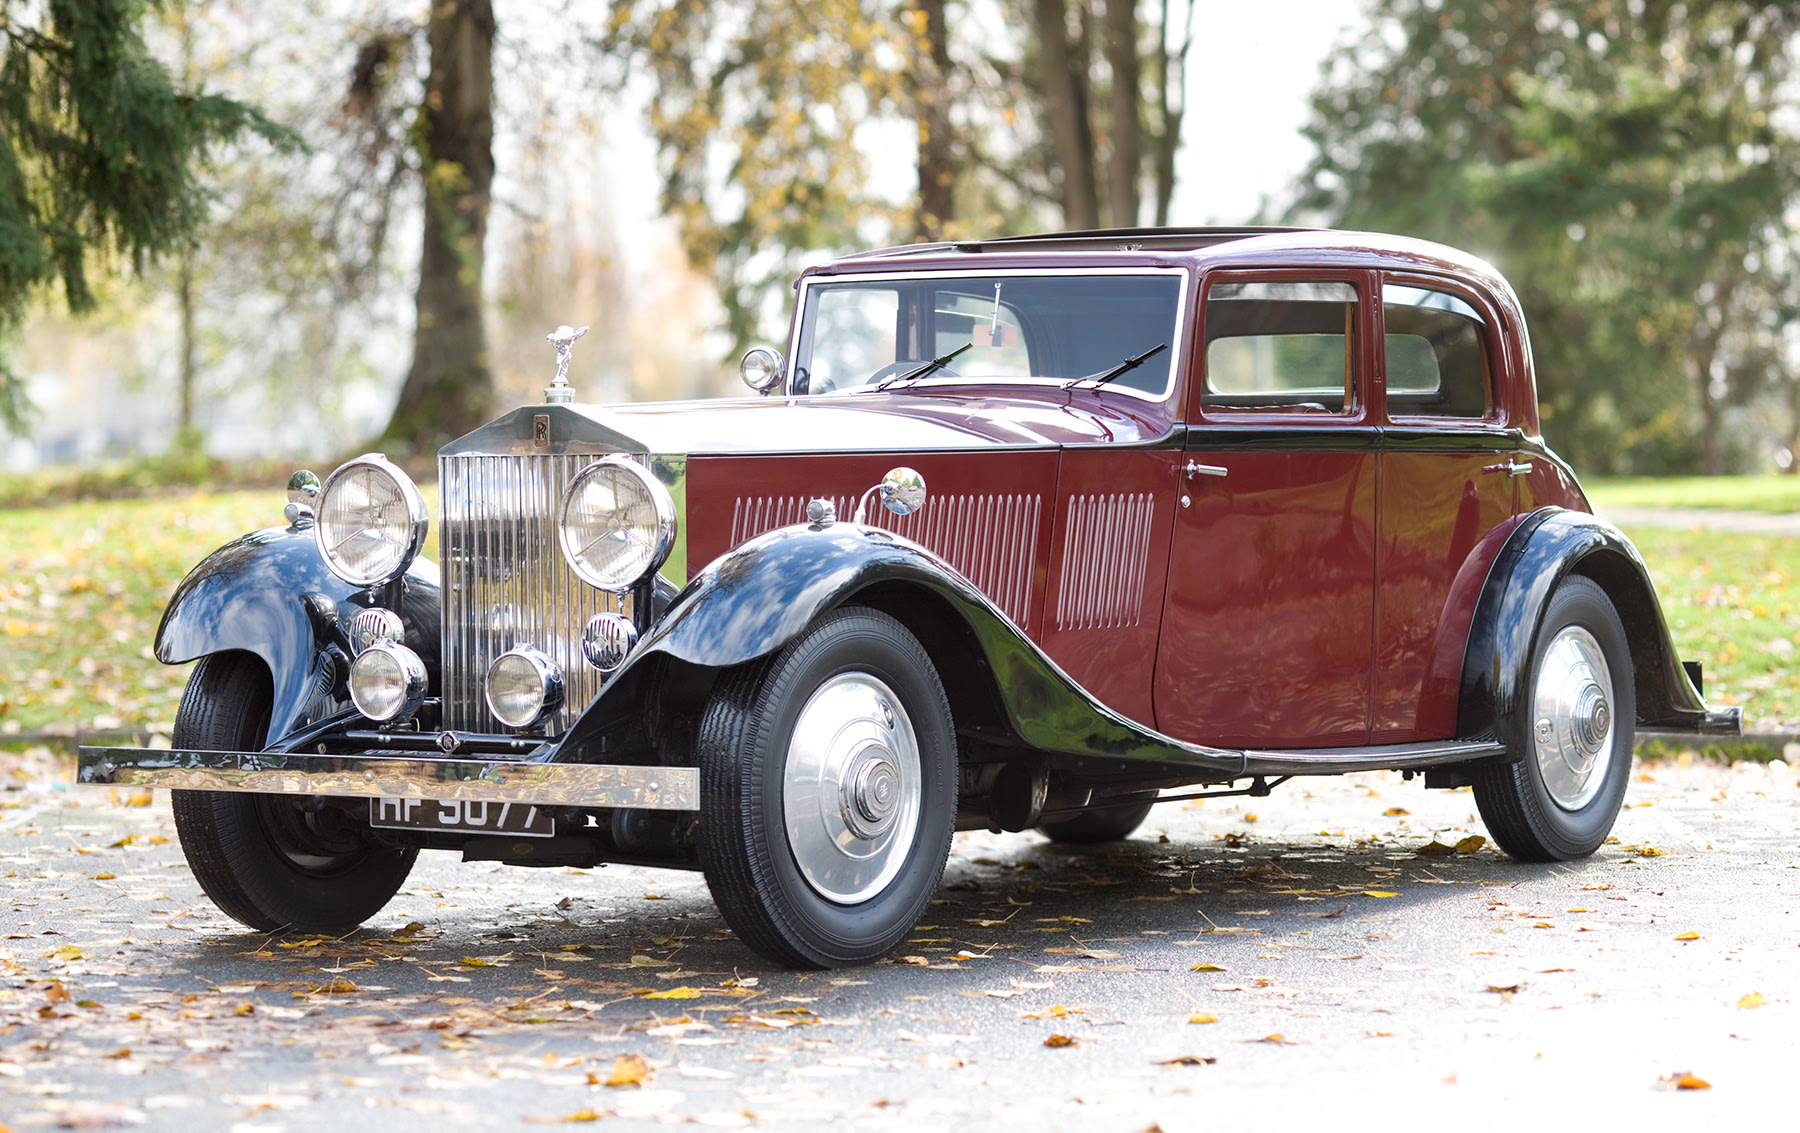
0,0 -> 293,432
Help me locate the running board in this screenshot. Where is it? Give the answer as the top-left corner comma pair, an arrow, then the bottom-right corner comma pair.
76,747 -> 698,811
1236,738 -> 1505,778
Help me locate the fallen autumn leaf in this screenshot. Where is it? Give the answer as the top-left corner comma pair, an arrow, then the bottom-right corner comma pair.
1662,1071 -> 1711,1090
603,1053 -> 650,1088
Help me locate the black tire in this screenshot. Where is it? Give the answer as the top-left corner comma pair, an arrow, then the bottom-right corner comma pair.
1037,799 -> 1155,844
697,607 -> 957,968
170,652 -> 416,933
1472,576 -> 1635,862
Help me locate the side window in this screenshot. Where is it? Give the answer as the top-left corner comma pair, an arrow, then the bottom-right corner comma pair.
1383,284 -> 1491,419
1203,280 -> 1359,414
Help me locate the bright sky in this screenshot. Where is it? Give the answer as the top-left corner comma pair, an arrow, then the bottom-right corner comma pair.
1171,2 -> 1365,224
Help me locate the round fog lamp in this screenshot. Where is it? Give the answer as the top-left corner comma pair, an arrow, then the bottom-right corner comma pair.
349,641 -> 427,723
486,647 -> 566,729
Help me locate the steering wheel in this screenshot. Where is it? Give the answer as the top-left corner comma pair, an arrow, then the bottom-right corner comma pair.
865,360 -> 961,388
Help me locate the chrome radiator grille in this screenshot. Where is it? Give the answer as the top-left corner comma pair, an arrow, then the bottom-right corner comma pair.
439,452 -> 624,733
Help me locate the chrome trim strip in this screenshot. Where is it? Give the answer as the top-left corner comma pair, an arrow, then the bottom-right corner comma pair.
1056,492 -> 1154,630
77,746 -> 699,810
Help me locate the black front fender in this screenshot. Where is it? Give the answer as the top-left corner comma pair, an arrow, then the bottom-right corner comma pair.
555,523 -> 1245,779
156,524 -> 441,741
1459,508 -> 1736,750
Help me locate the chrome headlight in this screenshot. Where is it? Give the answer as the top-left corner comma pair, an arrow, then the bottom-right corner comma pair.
486,647 -> 565,729
315,454 -> 428,587
557,456 -> 677,594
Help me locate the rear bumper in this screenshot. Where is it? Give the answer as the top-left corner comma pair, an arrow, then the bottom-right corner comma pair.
1696,707 -> 1744,735
76,746 -> 699,811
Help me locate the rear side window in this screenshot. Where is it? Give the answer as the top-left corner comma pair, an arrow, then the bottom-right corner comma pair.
1383,284 -> 1490,419
1203,280 -> 1359,414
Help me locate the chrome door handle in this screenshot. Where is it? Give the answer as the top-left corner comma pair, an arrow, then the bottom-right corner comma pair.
1183,460 -> 1228,480
1482,460 -> 1534,478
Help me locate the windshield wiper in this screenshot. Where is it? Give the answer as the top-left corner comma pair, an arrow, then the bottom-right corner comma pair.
1063,343 -> 1167,390
871,342 -> 973,391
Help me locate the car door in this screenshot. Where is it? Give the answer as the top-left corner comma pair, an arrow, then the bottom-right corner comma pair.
1373,276 -> 1518,740
1153,272 -> 1378,748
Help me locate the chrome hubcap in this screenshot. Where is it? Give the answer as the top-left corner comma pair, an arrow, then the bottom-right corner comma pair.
1532,625 -> 1615,811
783,673 -> 921,904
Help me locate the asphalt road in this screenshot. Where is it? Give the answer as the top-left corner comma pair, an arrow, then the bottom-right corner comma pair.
2,748 -> 1795,1132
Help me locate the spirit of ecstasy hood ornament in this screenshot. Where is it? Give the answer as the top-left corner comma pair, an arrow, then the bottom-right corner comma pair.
544,324 -> 589,404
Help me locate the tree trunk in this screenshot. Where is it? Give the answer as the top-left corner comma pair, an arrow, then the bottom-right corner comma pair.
912,0 -> 955,240
1103,0 -> 1140,227
1692,340 -> 1722,475
1151,0 -> 1191,226
177,245 -> 196,438
1035,0 -> 1099,230
383,0 -> 495,456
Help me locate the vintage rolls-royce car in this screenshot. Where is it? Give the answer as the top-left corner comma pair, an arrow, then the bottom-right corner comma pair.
79,228 -> 1739,968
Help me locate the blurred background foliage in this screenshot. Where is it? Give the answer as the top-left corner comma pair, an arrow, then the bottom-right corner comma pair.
1293,0 -> 1800,476
2,1 -> 1799,475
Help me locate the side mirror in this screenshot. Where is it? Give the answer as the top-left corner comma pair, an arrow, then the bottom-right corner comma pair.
878,467 -> 927,516
739,347 -> 785,394
854,466 -> 927,524
284,469 -> 322,525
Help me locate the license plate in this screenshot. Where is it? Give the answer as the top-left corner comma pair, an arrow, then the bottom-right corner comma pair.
368,798 -> 557,838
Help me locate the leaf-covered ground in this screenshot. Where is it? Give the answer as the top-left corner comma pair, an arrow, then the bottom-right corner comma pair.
2,751 -> 1795,1128
1628,526 -> 1800,729
0,493 -> 271,736
0,489 -> 437,737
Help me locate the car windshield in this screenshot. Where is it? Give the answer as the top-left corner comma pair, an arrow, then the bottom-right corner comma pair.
791,273 -> 1183,396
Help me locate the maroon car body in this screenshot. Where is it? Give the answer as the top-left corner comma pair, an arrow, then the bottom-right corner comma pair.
79,228 -> 1738,968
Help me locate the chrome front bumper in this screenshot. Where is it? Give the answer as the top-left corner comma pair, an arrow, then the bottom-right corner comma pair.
76,747 -> 699,810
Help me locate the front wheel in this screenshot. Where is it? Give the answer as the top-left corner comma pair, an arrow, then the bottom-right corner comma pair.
697,607 -> 957,968
170,652 -> 416,933
1472,576 -> 1635,861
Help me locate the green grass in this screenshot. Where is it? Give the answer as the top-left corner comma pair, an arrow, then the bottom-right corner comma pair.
1586,474 -> 1800,514
1,487 -> 1793,740
1622,525 -> 1800,730
2,490 -> 274,734
1,486 -> 439,736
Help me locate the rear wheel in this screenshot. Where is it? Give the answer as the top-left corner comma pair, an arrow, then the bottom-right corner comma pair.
171,652 -> 416,933
698,607 -> 957,968
1037,799 -> 1154,844
1472,577 -> 1635,861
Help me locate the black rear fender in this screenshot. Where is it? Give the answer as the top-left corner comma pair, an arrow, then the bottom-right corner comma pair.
1458,508 -> 1729,751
